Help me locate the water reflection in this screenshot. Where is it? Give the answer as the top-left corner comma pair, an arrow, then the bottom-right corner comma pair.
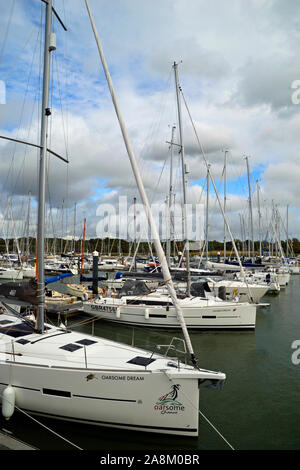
1,274 -> 300,449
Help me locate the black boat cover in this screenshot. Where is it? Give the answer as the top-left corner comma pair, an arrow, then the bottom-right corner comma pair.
0,279 -> 38,305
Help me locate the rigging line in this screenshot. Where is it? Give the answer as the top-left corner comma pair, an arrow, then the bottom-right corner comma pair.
139,69 -> 172,160
52,53 -> 70,245
61,0 -> 69,153
53,204 -> 61,239
198,408 -> 235,451
66,314 -> 102,330
129,69 -> 173,193
54,52 -> 69,160
151,161 -> 167,205
196,180 -> 206,206
8,84 -> 41,207
12,404 -> 83,450
44,46 -> 55,240
1,302 -> 35,330
171,159 -> 182,243
35,2 -> 44,208
44,36 -> 62,242
179,88 -> 253,294
0,0 -> 16,67
129,131 -> 180,267
164,373 -> 235,450
46,203 -> 57,247
64,161 -> 70,249
3,27 -> 36,82
48,37 -> 54,158
1,27 -> 41,211
46,187 -> 57,242
126,150 -> 169,269
66,316 -> 174,354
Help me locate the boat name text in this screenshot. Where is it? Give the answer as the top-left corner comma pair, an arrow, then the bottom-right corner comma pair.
101,375 -> 144,381
91,305 -> 117,313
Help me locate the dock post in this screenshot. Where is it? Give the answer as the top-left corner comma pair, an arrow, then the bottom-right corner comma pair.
92,250 -> 99,295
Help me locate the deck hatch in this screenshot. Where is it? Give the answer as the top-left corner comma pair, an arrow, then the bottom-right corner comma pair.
127,356 -> 156,366
0,320 -> 14,325
0,322 -> 34,337
75,339 -> 97,346
59,343 -> 83,352
16,338 -> 31,344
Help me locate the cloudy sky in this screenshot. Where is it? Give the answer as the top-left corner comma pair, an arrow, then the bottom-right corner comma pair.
0,0 -> 299,245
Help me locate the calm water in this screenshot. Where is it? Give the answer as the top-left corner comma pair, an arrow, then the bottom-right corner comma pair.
1,275 -> 300,450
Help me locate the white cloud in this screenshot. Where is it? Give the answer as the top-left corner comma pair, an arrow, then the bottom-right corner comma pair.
0,0 -> 299,240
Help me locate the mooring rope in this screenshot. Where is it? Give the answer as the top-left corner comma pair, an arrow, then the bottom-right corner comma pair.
1,397 -> 83,450
14,405 -> 83,449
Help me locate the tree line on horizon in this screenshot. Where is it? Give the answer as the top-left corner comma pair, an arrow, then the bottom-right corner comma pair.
1,237 -> 299,256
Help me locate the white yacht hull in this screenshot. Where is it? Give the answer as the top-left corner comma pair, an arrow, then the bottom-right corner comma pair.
104,278 -> 160,290
0,269 -> 23,280
22,268 -> 36,278
205,261 -> 241,271
66,283 -> 92,300
208,283 -> 269,303
83,300 -> 256,329
0,364 -> 200,436
0,314 -> 225,437
98,265 -> 125,272
277,273 -> 290,286
288,265 -> 300,274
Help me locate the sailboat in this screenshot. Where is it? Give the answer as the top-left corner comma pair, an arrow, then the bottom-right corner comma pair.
83,284 -> 257,329
0,0 -> 225,437
83,60 -> 258,328
205,276 -> 270,303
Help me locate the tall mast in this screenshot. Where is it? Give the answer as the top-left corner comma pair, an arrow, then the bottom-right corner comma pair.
277,207 -> 281,257
133,196 -> 137,271
73,202 -> 77,253
60,199 -> 64,253
245,156 -> 254,258
276,204 -> 291,258
177,88 -> 251,288
85,1 -> 197,366
286,204 -> 289,258
256,181 -> 262,257
166,125 -> 176,267
271,203 -> 285,258
36,0 -> 54,333
239,213 -> 244,255
26,191 -> 31,258
173,61 -> 191,296
205,164 -> 210,261
274,203 -> 278,256
80,218 -> 86,276
223,150 -> 227,259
